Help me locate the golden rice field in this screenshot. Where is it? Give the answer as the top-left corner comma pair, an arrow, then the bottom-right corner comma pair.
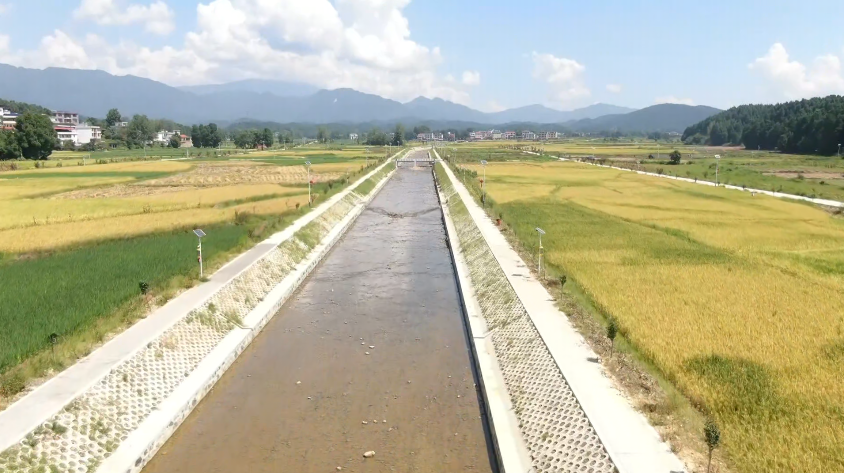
0,159 -> 356,253
465,160 -> 844,473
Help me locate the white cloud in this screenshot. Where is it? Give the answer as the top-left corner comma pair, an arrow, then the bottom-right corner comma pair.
484,100 -> 506,113
606,83 -> 622,93
749,43 -> 844,99
531,51 -> 590,106
0,4 -> 10,15
74,0 -> 175,35
655,96 -> 695,106
3,0 -> 471,105
462,70 -> 480,86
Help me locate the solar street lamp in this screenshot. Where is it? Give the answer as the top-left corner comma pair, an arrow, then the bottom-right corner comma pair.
480,160 -> 488,206
838,143 -> 841,158
535,227 -> 546,275
194,229 -> 206,278
306,161 -> 312,207
714,154 -> 721,186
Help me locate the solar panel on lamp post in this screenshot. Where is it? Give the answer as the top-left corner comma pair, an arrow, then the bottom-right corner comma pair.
535,227 -> 546,276
193,229 -> 206,278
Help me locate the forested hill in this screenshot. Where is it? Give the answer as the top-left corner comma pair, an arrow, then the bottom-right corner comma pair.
682,95 -> 844,155
0,98 -> 52,115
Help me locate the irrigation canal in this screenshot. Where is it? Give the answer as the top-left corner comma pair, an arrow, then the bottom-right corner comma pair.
143,152 -> 497,473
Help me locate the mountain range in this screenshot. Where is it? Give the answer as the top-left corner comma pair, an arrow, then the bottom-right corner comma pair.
0,64 -> 720,130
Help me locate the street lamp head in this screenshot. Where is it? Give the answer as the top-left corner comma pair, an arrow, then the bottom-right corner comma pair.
714,154 -> 721,159
481,160 -> 488,166
535,227 -> 546,235
193,229 -> 206,238
305,161 -> 311,167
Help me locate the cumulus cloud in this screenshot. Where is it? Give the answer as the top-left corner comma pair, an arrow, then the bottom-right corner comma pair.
484,100 -> 506,113
749,43 -> 844,99
74,0 -> 176,35
3,0 -> 471,104
462,70 -> 480,86
531,52 -> 590,106
606,83 -> 622,93
655,96 -> 695,106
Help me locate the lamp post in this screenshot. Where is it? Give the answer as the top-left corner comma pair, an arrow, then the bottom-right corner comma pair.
480,159 -> 488,206
306,161 -> 312,207
535,227 -> 546,276
714,154 -> 721,186
194,229 -> 206,278
838,143 -> 841,158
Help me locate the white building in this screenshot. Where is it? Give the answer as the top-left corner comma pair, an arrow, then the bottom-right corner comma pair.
154,130 -> 180,144
56,127 -> 77,144
0,108 -> 19,130
349,133 -> 359,141
538,131 -> 560,140
51,111 -> 79,126
76,125 -> 103,145
521,131 -> 537,140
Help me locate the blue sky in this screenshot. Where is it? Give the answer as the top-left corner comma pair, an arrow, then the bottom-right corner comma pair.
2,0 -> 844,111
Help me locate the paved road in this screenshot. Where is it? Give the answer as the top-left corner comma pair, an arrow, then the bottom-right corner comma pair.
143,156 -> 496,473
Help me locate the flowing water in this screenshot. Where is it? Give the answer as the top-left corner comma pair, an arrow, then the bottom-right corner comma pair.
143,158 -> 496,473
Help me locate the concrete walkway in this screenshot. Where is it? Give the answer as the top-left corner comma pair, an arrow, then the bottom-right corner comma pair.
435,150 -> 687,473
0,153 -> 404,454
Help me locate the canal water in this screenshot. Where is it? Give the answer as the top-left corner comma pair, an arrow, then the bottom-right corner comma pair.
143,157 -> 496,473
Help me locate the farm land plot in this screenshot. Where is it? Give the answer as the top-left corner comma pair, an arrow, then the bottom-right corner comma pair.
458,157 -> 844,473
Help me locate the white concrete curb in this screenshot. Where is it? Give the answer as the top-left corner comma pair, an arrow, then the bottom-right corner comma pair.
433,167 -> 534,473
99,166 -> 396,473
435,149 -> 687,473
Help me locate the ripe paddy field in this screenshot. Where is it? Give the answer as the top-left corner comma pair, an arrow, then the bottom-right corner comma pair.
456,156 -> 844,473
0,151 -> 385,404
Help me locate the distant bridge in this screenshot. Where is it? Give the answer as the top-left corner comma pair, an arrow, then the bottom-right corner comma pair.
396,153 -> 435,167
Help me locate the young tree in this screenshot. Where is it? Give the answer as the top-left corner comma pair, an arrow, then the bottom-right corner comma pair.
233,129 -> 257,149
668,150 -> 682,164
206,123 -> 223,148
317,126 -> 329,144
169,135 -> 181,148
15,113 -> 58,160
393,123 -> 405,146
559,275 -> 567,298
126,114 -> 154,149
606,319 -> 618,357
105,108 -> 122,127
261,128 -> 274,148
704,419 -> 721,473
0,129 -> 21,160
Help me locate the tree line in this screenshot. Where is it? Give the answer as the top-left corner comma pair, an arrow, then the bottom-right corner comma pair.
682,95 -> 844,155
0,113 -> 59,160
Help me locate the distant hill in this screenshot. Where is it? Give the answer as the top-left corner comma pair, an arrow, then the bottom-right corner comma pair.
180,79 -> 318,97
682,95 -> 844,155
566,104 -> 722,133
0,64 -> 646,126
488,103 -> 635,123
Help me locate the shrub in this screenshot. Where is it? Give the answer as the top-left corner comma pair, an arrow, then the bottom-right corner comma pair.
139,281 -> 150,295
704,419 -> 721,473
607,318 -> 619,356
